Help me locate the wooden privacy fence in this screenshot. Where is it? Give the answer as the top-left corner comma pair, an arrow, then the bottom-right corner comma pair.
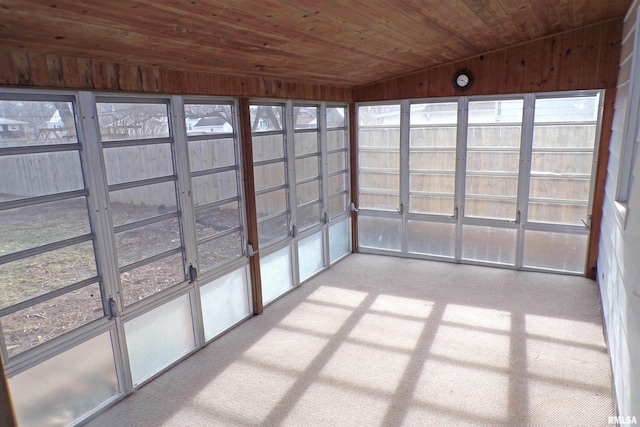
358,124 -> 596,224
0,134 -> 346,217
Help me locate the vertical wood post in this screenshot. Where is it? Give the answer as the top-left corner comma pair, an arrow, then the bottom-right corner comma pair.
586,88 -> 616,279
239,98 -> 263,314
0,356 -> 17,427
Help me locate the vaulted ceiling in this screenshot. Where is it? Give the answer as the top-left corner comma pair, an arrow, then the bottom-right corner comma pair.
0,0 -> 632,87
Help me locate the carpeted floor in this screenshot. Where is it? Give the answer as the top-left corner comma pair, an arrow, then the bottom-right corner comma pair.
87,254 -> 614,427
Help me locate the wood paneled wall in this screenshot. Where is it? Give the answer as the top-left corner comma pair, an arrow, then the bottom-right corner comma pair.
353,19 -> 623,102
0,51 -> 352,102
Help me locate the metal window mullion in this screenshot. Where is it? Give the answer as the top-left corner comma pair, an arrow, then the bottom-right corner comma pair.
254,157 -> 286,167
587,92 -> 605,225
257,210 -> 288,224
255,183 -> 288,197
516,94 -> 536,269
197,226 -> 242,245
119,247 -> 183,273
328,169 -> 348,178
170,95 -> 203,348
0,190 -> 88,212
295,151 -> 321,160
296,175 -> 321,185
320,103 -> 331,268
101,137 -> 173,148
0,234 -> 94,265
399,100 -> 410,254
455,97 -> 469,261
186,132 -> 234,142
285,101 -> 299,285
327,147 -> 349,155
76,90 -> 133,393
113,212 -> 179,234
328,190 -> 349,199
0,143 -> 81,156
191,164 -> 238,178
194,196 -> 241,212
108,175 -> 175,192
0,276 -> 99,317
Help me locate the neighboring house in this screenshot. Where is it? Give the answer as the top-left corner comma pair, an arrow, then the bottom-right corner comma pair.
190,116 -> 232,134
0,118 -> 28,139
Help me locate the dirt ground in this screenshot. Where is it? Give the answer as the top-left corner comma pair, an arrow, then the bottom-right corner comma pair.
0,198 -> 242,358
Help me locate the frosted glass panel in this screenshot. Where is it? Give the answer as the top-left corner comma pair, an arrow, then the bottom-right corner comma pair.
407,220 -> 455,258
358,216 -> 401,251
125,294 -> 195,386
261,245 -> 293,304
9,332 -> 118,427
330,218 -> 351,263
462,226 -> 517,265
523,231 -> 587,273
201,267 -> 251,341
298,231 -> 324,282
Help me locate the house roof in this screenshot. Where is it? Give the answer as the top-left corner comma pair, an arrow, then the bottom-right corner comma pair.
0,118 -> 28,126
0,1 -> 632,87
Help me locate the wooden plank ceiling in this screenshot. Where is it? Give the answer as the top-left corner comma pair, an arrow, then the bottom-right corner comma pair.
0,0 -> 631,87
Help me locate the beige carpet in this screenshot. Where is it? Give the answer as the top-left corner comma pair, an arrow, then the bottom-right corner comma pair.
87,254 -> 613,427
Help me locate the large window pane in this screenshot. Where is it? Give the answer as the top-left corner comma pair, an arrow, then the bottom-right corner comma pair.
295,131 -> 319,154
329,218 -> 351,263
1,283 -> 103,357
192,171 -> 238,207
407,221 -> 455,258
261,245 -> 293,304
254,162 -> 286,192
329,193 -> 349,218
115,218 -> 181,267
200,267 -> 251,341
109,182 -> 178,227
256,189 -> 287,218
0,100 -> 77,147
9,332 -> 118,427
0,152 -> 84,200
294,106 -> 318,130
298,231 -> 324,282
257,214 -> 289,246
121,253 -> 185,306
462,226 -> 516,265
327,107 -> 346,128
327,130 -> 347,150
185,104 -> 234,135
523,231 -> 587,273
358,216 -> 401,251
97,102 -> 169,141
252,134 -> 285,162
188,138 -> 236,171
197,233 -> 243,272
250,105 -> 283,132
195,202 -> 241,241
103,144 -> 174,185
0,241 -> 98,310
0,197 -> 91,255
124,293 -> 195,386
297,179 -> 320,205
297,203 -> 321,230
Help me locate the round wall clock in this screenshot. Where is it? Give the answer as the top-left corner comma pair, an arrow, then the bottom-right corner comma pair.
453,70 -> 474,91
